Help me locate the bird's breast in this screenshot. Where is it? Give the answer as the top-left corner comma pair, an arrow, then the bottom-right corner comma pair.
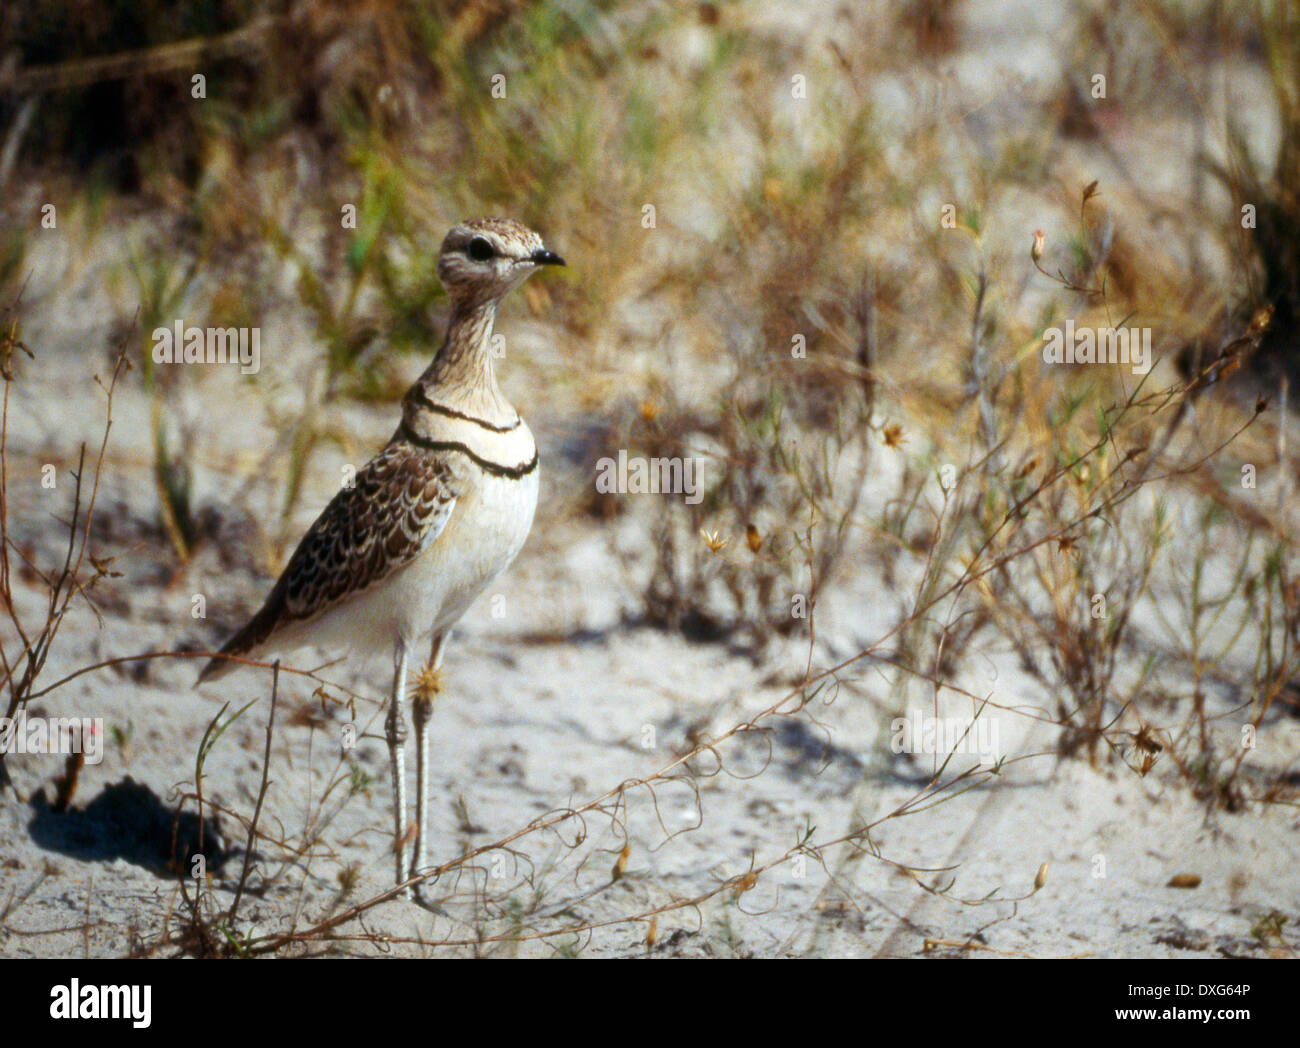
396,421 -> 539,640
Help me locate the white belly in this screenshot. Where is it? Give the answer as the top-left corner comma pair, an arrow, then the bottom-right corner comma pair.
391,463 -> 539,642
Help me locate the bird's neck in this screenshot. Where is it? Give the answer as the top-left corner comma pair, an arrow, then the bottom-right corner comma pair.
405,297 -> 517,427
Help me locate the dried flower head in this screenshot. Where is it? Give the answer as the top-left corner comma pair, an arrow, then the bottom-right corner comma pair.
700,528 -> 728,553
412,663 -> 444,704
612,843 -> 631,881
1031,228 -> 1046,263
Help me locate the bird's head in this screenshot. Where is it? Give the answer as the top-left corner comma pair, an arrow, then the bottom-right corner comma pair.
437,218 -> 565,307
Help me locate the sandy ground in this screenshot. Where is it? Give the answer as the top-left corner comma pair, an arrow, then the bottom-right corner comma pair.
1,346 -> 1297,957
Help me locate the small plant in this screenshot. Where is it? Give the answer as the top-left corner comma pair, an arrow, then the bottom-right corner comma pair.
1207,1 -> 1300,369
127,250 -> 201,560
0,301 -> 123,787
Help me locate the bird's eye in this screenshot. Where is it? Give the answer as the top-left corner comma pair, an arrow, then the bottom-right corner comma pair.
467,236 -> 495,261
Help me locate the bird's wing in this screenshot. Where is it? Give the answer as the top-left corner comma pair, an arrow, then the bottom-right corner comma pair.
199,442 -> 463,679
278,441 -> 463,619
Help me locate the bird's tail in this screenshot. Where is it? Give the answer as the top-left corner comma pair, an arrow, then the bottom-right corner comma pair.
195,586 -> 286,686
196,642 -> 241,685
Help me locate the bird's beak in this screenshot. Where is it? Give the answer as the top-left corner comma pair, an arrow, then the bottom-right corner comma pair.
530,248 -> 565,267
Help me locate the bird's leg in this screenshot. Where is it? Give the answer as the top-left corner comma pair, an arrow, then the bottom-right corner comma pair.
387,639 -> 411,895
411,631 -> 449,885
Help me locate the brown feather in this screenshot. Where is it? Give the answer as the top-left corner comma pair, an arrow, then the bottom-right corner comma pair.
197,440 -> 461,682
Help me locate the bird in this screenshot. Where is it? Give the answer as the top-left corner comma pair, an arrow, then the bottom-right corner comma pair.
198,217 -> 564,897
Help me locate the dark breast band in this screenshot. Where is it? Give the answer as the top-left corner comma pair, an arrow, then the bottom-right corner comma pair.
398,421 -> 538,479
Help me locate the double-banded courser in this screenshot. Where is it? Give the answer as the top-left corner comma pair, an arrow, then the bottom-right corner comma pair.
198,218 -> 564,895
